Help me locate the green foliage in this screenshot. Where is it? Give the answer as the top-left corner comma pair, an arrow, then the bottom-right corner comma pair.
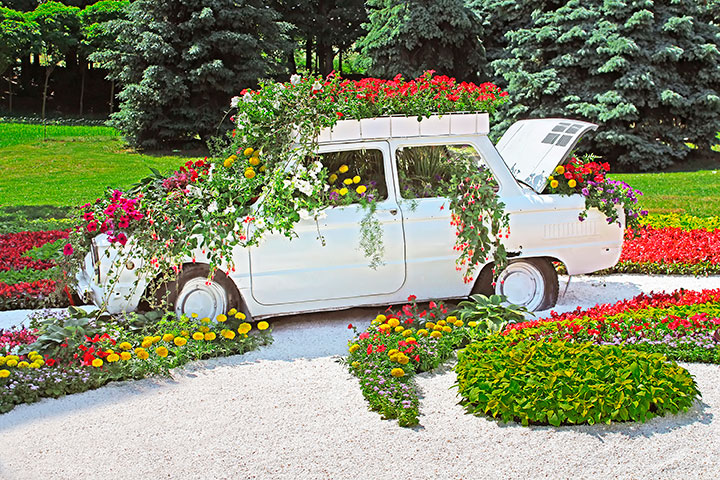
603,260 -> 720,276
0,205 -> 73,233
484,0 -> 720,171
28,0 -> 80,63
78,0 -> 129,55
90,0 -> 291,148
454,294 -> 527,334
0,6 -> 39,75
361,0 -> 487,81
455,336 -> 701,426
640,213 -> 720,232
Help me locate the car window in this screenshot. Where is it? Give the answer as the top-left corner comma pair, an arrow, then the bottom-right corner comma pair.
314,148 -> 388,204
396,144 -> 495,199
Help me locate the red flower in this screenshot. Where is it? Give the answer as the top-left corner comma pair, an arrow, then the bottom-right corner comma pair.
63,243 -> 73,256
347,323 -> 353,329
407,295 -> 417,302
367,345 -> 373,355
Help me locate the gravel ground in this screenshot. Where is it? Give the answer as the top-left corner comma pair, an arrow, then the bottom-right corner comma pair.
0,274 -> 719,480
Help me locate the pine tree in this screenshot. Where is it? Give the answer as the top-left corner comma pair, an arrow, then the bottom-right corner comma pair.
91,0 -> 291,149
360,0 -> 487,81
489,0 -> 720,171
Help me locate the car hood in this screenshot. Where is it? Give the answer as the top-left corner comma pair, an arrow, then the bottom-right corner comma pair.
495,118 -> 598,193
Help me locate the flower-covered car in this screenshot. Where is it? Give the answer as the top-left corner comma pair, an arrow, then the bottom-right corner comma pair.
76,113 -> 625,318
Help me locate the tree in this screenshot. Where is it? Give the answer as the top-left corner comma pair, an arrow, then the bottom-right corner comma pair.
91,0 -> 291,149
490,0 -> 720,171
0,6 -> 39,111
359,0 -> 487,82
29,1 -> 80,123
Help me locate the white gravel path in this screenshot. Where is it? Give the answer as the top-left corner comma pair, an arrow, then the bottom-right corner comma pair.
0,274 -> 719,480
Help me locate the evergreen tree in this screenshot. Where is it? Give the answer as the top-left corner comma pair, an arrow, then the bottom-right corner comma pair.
490,0 -> 720,171
91,0 -> 290,149
360,0 -> 487,81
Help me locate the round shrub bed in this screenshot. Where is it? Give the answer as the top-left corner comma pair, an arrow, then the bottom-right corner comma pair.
455,335 -> 701,426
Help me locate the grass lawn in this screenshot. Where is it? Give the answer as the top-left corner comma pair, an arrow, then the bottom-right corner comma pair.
0,123 -> 200,207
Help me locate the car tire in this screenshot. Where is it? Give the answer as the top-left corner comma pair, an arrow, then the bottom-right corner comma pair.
493,258 -> 558,311
159,264 -> 241,320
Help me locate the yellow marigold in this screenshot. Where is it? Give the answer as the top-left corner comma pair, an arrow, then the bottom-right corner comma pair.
6,359 -> 17,367
119,342 -> 132,350
204,332 -> 216,341
378,324 -> 390,331
257,321 -> 269,331
0,357 -> 6,366
134,347 -> 145,356
156,346 -> 169,358
339,187 -> 348,196
356,185 -> 367,194
141,339 -> 152,348
29,354 -> 41,362
430,331 -> 442,338
181,330 -> 190,337
555,165 -> 565,175
349,344 -> 361,353
398,354 -> 409,365
417,329 -> 428,337
568,179 -> 577,188
437,320 -> 447,326
91,358 -> 103,368
192,332 -> 204,341
390,368 -> 405,378
120,352 -> 132,361
174,336 -> 187,347
199,326 -> 210,333
387,318 -> 400,328
137,349 -> 150,360
329,174 -> 338,183
352,175 -> 361,184
223,157 -> 235,168
228,308 -> 237,316
28,351 -> 38,356
550,179 -> 559,188
454,320 -> 464,327
245,168 -> 256,179
388,349 -> 399,356
446,316 -> 456,322
249,156 -> 260,166
29,362 -> 40,369
425,322 -> 435,329
443,326 -> 452,333
34,359 -> 45,367
17,361 -> 29,369
389,353 -> 400,363
338,164 -> 349,173
222,330 -> 236,340
107,353 -> 120,363
343,178 -> 353,185
351,361 -> 360,368
238,323 -> 252,335
243,147 -> 254,156
0,369 -> 9,378
468,321 -> 477,327
235,312 -> 246,320
191,313 -> 198,318
162,333 -> 175,342
201,317 -> 211,323
376,314 -> 387,322
216,314 -> 227,323
402,329 -> 413,337
406,337 -> 416,343
259,165 -> 266,173
433,325 -> 443,331
394,326 -> 404,333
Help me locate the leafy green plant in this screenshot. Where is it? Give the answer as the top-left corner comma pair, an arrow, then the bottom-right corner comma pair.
454,294 -> 527,335
455,335 -> 701,426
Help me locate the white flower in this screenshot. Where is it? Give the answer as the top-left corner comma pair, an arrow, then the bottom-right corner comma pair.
312,81 -> 322,92
230,96 -> 240,108
207,201 -> 218,213
296,179 -> 313,196
223,205 -> 236,215
243,91 -> 253,103
290,74 -> 301,86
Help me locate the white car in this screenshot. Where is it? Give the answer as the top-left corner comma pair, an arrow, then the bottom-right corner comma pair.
77,114 -> 624,319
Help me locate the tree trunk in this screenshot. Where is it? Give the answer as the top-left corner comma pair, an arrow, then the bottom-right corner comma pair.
305,36 -> 313,73
42,65 -> 54,140
288,50 -> 297,75
8,75 -> 12,113
79,62 -> 86,116
338,49 -> 343,74
109,79 -> 115,114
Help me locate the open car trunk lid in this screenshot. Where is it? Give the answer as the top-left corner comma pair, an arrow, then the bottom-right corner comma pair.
495,118 -> 597,193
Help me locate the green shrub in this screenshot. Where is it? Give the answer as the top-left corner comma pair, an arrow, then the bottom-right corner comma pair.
640,214 -> 720,232
455,294 -> 527,336
455,335 -> 700,426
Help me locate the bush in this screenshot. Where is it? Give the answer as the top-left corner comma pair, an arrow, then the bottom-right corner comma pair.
455,335 -> 701,426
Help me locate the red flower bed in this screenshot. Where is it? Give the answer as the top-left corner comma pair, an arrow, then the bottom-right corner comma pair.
621,226 -> 720,265
0,230 -> 69,271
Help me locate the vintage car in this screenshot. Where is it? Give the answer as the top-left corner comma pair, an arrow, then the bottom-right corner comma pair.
76,113 -> 624,320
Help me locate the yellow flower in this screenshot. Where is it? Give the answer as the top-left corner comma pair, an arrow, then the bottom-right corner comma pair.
352,175 -> 361,184
356,185 -> 367,194
343,178 -> 353,185
387,318 -> 400,328
454,320 -> 464,328
550,179 -> 559,188
191,313 -> 199,318
235,312 -> 246,320
156,346 -> 169,357
351,361 -> 360,368
238,323 -> 251,335
217,314 -> 227,323
245,168 -> 256,179
555,165 -> 565,175
17,361 -> 29,369
137,349 -> 150,360
228,308 -> 237,316
388,349 -> 399,356
222,330 -> 236,340
468,321 -> 477,327
389,353 -> 399,363
192,332 -> 204,341
446,316 -> 456,322
107,353 -> 120,363
204,332 -> 216,341
339,187 -> 348,196
223,156 -> 235,168
443,325 -> 452,333
141,339 -> 152,348
181,330 -> 190,337
349,344 -> 360,353
0,357 -> 5,366
425,322 -> 435,329
376,314 -> 387,322
163,333 -> 175,342
134,347 -> 145,356
394,326 -> 404,333
34,359 -> 45,367
91,358 -> 103,368
243,147 -> 254,156
433,325 -> 443,331
430,331 -> 442,338
437,320 -> 447,326
201,317 -> 211,323
378,324 -> 390,331
0,369 -> 10,378
29,362 -> 40,369
257,321 -> 269,331
329,174 -> 338,183
338,164 -> 349,173
120,352 -> 132,361
402,329 -> 413,337
174,337 -> 187,347
391,368 -> 405,378
6,359 -> 17,367
406,337 -> 416,343
417,329 -> 428,337
119,342 -> 132,350
153,336 -> 161,343
199,326 -> 210,333
259,165 -> 266,173
398,354 -> 409,365
249,156 -> 260,166
568,179 -> 577,188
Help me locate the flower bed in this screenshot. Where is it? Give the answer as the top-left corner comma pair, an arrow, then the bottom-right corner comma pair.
0,308 -> 272,414
506,289 -> 720,363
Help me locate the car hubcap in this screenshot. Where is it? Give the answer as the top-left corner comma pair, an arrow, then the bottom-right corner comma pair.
175,278 -> 227,320
495,262 -> 545,311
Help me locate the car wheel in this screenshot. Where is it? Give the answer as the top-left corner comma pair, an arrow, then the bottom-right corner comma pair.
161,265 -> 239,320
494,258 -> 558,311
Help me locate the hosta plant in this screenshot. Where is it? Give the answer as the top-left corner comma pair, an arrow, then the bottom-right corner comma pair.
455,294 -> 527,335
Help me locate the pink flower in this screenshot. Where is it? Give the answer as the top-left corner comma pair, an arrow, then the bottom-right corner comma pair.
63,243 -> 74,255
116,232 -> 128,246
86,221 -> 97,232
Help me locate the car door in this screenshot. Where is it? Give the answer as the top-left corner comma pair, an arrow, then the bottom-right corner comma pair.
249,141 -> 406,305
